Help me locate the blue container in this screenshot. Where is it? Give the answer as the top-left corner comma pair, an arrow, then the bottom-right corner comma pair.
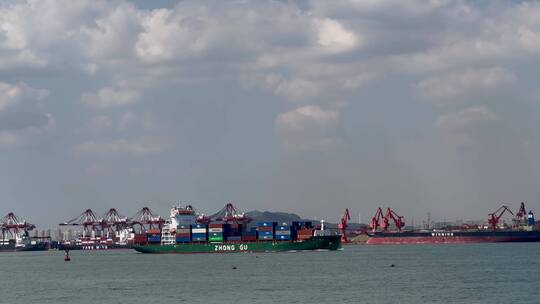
147,235 -> 161,242
192,237 -> 207,241
276,225 -> 290,231
276,235 -> 291,240
193,224 -> 207,229
176,237 -> 191,243
258,231 -> 273,236
226,236 -> 241,241
257,222 -> 275,227
258,235 -> 274,240
192,233 -> 207,238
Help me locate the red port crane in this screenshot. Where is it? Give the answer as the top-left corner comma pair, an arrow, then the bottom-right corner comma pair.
338,208 -> 351,243
101,208 -> 129,236
369,207 -> 405,232
59,209 -> 101,237
488,205 -> 514,230
212,202 -> 252,224
384,208 -> 405,232
1,212 -> 35,238
370,207 -> 384,232
131,207 -> 164,232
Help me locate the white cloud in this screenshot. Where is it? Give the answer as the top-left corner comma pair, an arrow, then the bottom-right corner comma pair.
275,105 -> 339,151
315,18 -> 359,52
72,136 -> 169,157
416,67 -> 516,102
0,82 -> 48,111
436,107 -> 497,131
518,26 -> 540,52
81,87 -> 139,109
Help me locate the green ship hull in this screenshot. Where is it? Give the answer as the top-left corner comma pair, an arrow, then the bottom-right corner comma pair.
133,235 -> 341,254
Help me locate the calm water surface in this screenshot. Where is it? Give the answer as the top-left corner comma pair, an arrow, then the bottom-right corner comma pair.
1,244 -> 539,304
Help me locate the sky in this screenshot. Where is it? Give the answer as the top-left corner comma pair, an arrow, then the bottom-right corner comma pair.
1,0 -> 540,228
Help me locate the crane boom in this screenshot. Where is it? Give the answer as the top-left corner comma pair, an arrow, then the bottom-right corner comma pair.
488,205 -> 514,230
338,208 -> 351,243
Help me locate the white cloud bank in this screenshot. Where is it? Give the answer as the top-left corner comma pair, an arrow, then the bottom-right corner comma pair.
81,87 -> 139,109
275,105 -> 339,151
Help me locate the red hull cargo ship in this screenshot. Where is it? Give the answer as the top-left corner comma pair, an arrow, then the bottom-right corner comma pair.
366,203 -> 540,245
367,230 -> 540,244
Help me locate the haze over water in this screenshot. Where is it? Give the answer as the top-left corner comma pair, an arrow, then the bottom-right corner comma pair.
2,244 -> 540,304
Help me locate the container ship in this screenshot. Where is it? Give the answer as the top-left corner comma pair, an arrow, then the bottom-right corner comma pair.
0,238 -> 49,252
1,212 -> 50,252
132,205 -> 341,254
365,203 -> 540,245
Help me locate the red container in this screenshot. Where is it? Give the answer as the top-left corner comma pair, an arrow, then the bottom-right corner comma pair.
297,229 -> 314,235
147,229 -> 161,234
176,233 -> 191,238
257,226 -> 273,232
241,235 -> 257,241
297,235 -> 312,240
134,234 -> 147,240
209,223 -> 224,228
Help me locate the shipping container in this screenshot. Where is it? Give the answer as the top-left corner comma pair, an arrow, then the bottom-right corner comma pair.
226,236 -> 241,241
208,228 -> 223,233
177,225 -> 191,229
209,232 -> 223,238
257,222 -> 276,227
209,237 -> 223,242
193,224 -> 207,229
192,237 -> 207,241
191,233 -> 207,238
258,230 -> 273,236
176,237 -> 191,243
191,228 -> 207,234
176,233 -> 191,238
209,223 -> 224,228
147,236 -> 161,243
241,235 -> 257,241
276,235 -> 291,240
275,230 -> 291,236
276,225 -> 290,231
258,235 -> 274,240
147,229 -> 161,234
256,226 -> 273,232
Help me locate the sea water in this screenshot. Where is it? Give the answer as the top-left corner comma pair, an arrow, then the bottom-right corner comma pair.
1,243 -> 539,304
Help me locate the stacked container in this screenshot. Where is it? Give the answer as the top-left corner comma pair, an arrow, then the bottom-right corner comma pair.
176,225 -> 191,243
209,223 -> 225,242
241,227 -> 257,241
275,223 -> 291,241
191,224 -> 208,242
296,228 -> 314,240
134,234 -> 147,244
291,221 -> 314,240
257,222 -> 276,240
147,229 -> 161,243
